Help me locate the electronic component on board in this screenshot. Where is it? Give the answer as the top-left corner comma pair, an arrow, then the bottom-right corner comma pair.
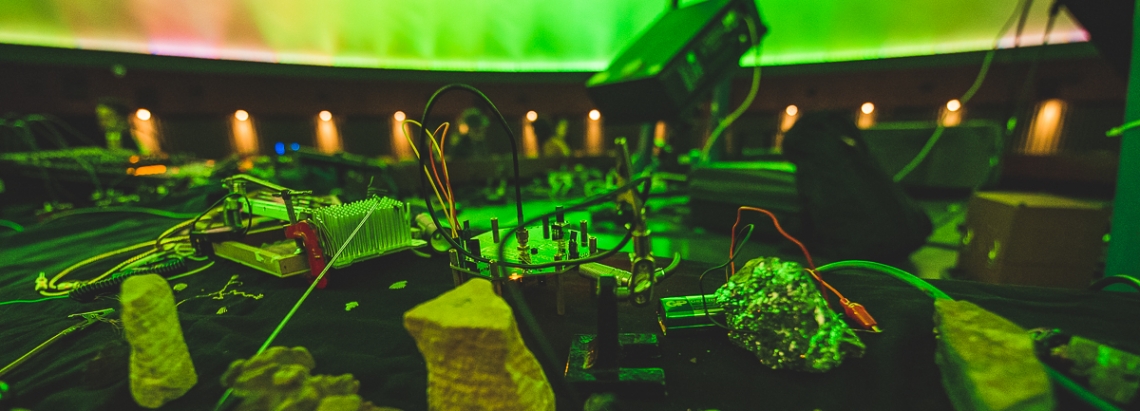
209,175 -> 424,288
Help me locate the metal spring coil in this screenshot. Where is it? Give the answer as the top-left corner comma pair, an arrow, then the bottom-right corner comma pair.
69,257 -> 187,303
309,196 -> 413,268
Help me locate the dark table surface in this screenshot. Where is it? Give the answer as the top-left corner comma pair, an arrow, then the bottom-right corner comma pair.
1,193 -> 1137,411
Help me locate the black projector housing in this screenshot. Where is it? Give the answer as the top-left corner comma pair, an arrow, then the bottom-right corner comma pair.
586,0 -> 766,123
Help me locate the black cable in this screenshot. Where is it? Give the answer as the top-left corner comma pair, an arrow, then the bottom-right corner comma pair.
414,84 -> 653,269
69,257 -> 187,302
501,282 -> 585,409
1013,0 -> 1035,48
30,114 -> 98,146
1006,0 -> 1062,143
417,84 -> 524,249
698,224 -> 756,331
157,194 -> 230,249
1088,275 -> 1140,293
494,175 -> 653,269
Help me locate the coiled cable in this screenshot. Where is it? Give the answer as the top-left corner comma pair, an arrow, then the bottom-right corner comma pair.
69,257 -> 187,303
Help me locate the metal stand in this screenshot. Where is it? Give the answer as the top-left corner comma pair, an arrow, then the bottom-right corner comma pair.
564,273 -> 665,396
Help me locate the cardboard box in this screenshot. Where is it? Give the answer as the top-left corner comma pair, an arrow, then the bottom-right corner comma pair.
957,192 -> 1110,288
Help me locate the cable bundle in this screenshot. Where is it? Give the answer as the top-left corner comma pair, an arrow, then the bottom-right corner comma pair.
69,257 -> 187,302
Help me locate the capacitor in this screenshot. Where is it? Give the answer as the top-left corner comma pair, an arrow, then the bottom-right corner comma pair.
490,217 -> 500,243
465,238 -> 482,271
465,238 -> 482,258
542,217 -> 551,239
568,239 -> 580,259
579,220 -> 588,247
589,236 -> 598,254
555,205 -> 565,225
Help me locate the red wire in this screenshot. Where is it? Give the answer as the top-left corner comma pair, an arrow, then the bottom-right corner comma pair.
730,207 -> 815,274
727,206 -> 878,329
729,206 -> 836,301
436,123 -> 456,229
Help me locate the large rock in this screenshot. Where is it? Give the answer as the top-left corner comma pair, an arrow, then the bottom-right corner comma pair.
121,274 -> 197,408
934,299 -> 1054,411
403,278 -> 554,411
220,346 -> 395,411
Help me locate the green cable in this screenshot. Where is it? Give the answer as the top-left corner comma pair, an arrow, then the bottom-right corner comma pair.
1043,366 -> 1124,411
0,296 -> 67,305
819,260 -> 1125,410
1088,275 -> 1140,293
40,207 -> 201,224
0,219 -> 23,232
214,198 -> 380,411
817,260 -> 952,300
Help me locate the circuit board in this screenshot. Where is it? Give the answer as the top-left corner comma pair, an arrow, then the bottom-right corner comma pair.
458,225 -> 598,278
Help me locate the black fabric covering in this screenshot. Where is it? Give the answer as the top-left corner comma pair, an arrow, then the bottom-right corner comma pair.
782,112 -> 933,263
0,190 -> 1137,411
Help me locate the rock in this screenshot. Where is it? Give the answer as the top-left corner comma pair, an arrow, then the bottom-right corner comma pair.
1055,336 -> 1140,405
120,274 -> 198,408
220,346 -> 392,411
403,278 -> 554,411
934,299 -> 1054,411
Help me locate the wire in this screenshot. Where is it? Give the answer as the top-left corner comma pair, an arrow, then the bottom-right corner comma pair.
426,122 -> 456,233
1012,0 -> 1036,48
165,261 -> 217,281
214,195 -> 380,411
893,0 -> 1033,182
156,219 -> 196,251
400,119 -> 456,229
817,260 -> 952,300
1105,119 -> 1140,137
0,219 -> 24,232
700,16 -> 762,162
494,175 -> 652,269
436,123 -> 457,237
42,201 -> 207,297
1088,275 -> 1140,293
417,84 -> 525,254
726,206 -> 880,329
40,240 -> 156,296
0,296 -> 68,306
811,259 -> 1124,410
38,207 -> 200,224
698,224 -> 756,330
501,276 -> 585,409
654,252 -> 684,283
1043,365 -> 1125,411
729,206 -> 814,276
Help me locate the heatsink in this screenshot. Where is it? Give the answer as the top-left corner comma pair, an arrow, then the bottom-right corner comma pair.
309,196 -> 425,268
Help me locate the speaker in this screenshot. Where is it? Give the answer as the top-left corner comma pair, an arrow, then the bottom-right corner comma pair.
586,0 -> 765,122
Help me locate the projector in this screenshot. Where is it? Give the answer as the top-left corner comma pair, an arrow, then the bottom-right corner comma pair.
586,0 -> 765,122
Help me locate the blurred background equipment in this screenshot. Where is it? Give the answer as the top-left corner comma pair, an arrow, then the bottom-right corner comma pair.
585,0 -> 765,122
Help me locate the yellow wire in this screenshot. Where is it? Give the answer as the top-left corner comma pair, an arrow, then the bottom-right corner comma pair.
155,218 -> 195,250
400,119 -> 455,227
433,122 -> 458,237
41,234 -> 192,296
166,260 -> 216,281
